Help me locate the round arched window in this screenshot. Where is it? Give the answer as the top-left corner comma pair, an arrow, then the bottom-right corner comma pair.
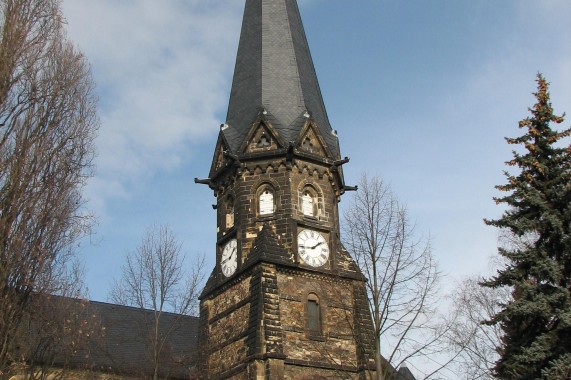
307,293 -> 321,333
259,189 -> 274,215
226,196 -> 235,228
302,191 -> 313,216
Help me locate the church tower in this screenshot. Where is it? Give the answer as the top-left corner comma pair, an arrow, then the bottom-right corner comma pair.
197,1 -> 376,378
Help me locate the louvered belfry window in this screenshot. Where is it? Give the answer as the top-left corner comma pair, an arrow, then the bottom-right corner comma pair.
302,191 -> 313,216
228,204 -> 235,227
259,189 -> 274,215
226,197 -> 235,228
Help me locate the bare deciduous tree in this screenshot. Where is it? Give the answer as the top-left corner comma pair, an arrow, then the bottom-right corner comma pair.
342,173 -> 447,380
9,262 -> 105,379
0,0 -> 98,374
445,276 -> 508,380
110,223 -> 205,380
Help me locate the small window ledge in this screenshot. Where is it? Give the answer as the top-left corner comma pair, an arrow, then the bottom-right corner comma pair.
306,332 -> 325,341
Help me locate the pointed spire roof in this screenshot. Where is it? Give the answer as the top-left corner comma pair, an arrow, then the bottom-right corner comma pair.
223,0 -> 339,158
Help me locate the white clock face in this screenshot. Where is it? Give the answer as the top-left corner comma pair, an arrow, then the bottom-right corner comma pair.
298,229 -> 329,267
221,239 -> 237,277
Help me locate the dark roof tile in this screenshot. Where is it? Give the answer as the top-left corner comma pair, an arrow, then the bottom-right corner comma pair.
224,0 -> 339,158
79,300 -> 199,379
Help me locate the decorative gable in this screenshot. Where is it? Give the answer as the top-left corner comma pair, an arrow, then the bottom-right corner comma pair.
209,132 -> 231,178
296,121 -> 333,159
239,117 -> 285,155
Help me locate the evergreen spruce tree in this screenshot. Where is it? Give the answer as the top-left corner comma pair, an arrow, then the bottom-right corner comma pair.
483,74 -> 571,379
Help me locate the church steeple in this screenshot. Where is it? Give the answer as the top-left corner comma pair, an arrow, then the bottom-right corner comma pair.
198,1 -> 376,378
223,0 -> 338,158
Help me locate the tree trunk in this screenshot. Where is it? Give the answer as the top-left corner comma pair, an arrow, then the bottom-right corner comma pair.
375,340 -> 383,380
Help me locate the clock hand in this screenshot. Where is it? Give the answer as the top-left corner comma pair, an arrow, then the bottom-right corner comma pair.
310,241 -> 324,250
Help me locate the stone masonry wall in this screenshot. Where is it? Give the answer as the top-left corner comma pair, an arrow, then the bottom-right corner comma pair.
284,364 -> 363,380
202,276 -> 251,378
202,124 -> 372,379
277,269 -> 358,371
216,157 -> 342,273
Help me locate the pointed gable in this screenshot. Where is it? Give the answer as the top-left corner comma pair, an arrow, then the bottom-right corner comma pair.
209,131 -> 231,178
223,0 -> 339,158
296,121 -> 333,159
239,113 -> 285,154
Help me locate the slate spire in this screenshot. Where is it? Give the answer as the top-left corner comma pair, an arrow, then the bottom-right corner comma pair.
223,0 -> 338,157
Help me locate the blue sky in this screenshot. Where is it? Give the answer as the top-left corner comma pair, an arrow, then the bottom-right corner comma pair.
61,0 -> 570,308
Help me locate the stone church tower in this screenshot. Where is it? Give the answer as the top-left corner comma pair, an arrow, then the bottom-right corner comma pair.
197,0 -> 376,378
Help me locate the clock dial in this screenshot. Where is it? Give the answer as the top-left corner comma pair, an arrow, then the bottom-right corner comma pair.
221,239 -> 238,277
297,229 -> 329,267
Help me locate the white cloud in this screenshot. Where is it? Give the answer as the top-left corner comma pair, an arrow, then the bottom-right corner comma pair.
61,0 -> 243,214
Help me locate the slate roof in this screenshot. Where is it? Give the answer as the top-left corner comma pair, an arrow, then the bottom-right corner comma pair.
396,365 -> 417,380
224,0 -> 339,158
77,300 -> 199,379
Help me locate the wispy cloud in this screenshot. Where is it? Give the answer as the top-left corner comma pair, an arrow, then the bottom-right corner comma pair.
62,0 -> 243,214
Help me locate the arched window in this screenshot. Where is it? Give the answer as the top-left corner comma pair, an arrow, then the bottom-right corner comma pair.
302,191 -> 313,216
300,185 -> 319,218
307,293 -> 320,333
259,188 -> 274,216
225,196 -> 235,228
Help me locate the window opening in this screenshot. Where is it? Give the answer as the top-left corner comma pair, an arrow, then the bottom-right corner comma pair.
302,137 -> 313,152
308,299 -> 320,333
225,197 -> 235,228
259,189 -> 274,215
226,204 -> 234,228
302,191 -> 313,216
257,134 -> 271,147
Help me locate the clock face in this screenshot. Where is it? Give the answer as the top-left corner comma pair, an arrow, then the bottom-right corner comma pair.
221,239 -> 237,277
298,229 -> 329,267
